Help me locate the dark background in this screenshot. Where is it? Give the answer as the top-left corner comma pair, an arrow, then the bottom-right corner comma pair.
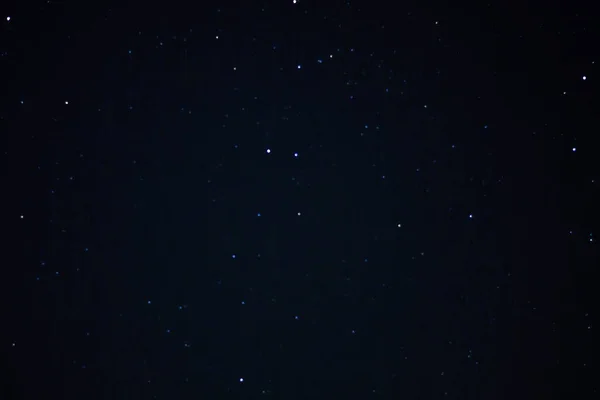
1,0 -> 596,398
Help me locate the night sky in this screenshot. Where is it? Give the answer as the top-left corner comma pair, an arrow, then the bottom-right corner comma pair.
1,0 -> 597,399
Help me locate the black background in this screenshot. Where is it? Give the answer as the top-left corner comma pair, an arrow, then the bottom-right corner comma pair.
1,0 -> 596,398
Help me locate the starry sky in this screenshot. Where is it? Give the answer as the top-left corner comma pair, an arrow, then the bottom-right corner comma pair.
1,0 -> 597,399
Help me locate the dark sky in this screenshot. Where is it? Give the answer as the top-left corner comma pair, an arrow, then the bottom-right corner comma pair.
1,0 -> 597,399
